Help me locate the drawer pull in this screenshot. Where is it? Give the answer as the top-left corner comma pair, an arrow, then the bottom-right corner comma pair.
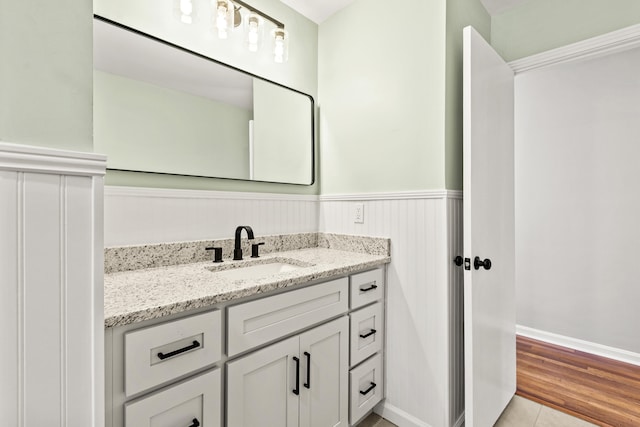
359,381 -> 377,395
359,282 -> 378,292
303,351 -> 311,389
359,329 -> 377,339
293,356 -> 300,395
157,340 -> 200,360
188,419 -> 200,427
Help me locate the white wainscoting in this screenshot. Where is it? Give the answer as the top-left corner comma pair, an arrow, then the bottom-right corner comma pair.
104,186 -> 320,246
0,143 -> 106,427
319,191 -> 463,427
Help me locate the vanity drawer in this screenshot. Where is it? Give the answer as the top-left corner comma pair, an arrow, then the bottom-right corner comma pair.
125,310 -> 222,397
349,353 -> 384,426
350,302 -> 384,367
227,278 -> 348,356
125,368 -> 221,427
350,268 -> 384,309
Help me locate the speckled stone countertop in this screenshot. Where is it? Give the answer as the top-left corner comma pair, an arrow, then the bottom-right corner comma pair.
104,234 -> 391,328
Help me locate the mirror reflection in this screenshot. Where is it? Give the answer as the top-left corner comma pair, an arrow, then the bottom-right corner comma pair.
93,17 -> 314,185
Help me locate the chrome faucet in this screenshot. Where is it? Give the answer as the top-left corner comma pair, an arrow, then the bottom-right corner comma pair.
233,226 -> 255,260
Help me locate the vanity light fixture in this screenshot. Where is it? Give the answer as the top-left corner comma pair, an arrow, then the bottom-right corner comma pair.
244,11 -> 264,52
215,0 -> 289,62
175,0 -> 196,24
272,27 -> 289,63
214,0 -> 235,39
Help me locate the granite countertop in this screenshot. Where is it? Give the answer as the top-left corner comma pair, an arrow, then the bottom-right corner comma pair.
104,244 -> 390,328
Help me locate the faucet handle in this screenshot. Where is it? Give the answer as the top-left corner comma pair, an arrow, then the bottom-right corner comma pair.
205,246 -> 223,263
251,242 -> 265,258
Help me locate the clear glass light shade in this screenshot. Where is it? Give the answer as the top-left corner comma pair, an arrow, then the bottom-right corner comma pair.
271,28 -> 289,63
213,0 -> 235,39
174,0 -> 196,24
244,12 -> 264,53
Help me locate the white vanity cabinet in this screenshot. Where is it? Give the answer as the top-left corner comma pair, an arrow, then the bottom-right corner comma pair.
105,310 -> 224,427
348,268 -> 385,425
227,317 -> 349,427
106,266 -> 387,427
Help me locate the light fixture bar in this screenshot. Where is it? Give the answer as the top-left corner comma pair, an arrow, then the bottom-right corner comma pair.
233,0 -> 284,29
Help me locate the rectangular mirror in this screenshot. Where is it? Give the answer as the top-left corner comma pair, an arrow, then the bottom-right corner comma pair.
93,16 -> 314,185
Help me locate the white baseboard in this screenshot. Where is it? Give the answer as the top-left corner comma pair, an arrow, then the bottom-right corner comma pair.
517,325 -> 640,367
374,402 -> 432,427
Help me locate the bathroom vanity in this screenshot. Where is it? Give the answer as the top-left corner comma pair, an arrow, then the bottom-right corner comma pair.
104,234 -> 390,427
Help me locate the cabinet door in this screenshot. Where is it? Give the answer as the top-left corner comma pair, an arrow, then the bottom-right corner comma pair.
227,336 -> 300,427
299,317 -> 349,427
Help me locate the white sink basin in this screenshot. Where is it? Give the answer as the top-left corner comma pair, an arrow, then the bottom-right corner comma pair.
208,261 -> 303,281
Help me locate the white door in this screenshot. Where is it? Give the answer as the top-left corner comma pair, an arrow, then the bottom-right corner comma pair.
227,336 -> 300,427
299,317 -> 349,427
463,26 -> 516,427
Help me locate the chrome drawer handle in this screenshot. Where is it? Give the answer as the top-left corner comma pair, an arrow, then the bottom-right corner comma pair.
359,382 -> 377,395
359,329 -> 377,339
157,340 -> 200,360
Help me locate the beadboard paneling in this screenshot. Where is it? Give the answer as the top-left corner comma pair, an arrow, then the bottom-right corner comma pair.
319,193 -> 462,427
0,144 -> 105,427
104,186 -> 319,246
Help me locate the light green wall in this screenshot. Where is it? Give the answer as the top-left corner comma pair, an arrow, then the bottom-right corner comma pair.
0,0 -> 93,151
95,0 -> 319,194
318,0 -> 448,194
445,0 -> 491,190
252,79 -> 313,184
492,0 -> 640,62
95,71 -> 251,180
318,0 -> 489,193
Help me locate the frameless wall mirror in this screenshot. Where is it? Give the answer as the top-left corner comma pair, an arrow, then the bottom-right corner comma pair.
93,16 -> 314,185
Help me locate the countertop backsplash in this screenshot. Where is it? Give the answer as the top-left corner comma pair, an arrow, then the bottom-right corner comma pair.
105,232 -> 390,274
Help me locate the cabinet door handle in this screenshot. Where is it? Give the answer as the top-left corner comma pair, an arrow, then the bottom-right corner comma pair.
360,282 -> 378,292
188,418 -> 200,427
157,340 -> 200,360
292,356 -> 300,395
303,351 -> 311,389
359,382 -> 377,395
359,329 -> 377,339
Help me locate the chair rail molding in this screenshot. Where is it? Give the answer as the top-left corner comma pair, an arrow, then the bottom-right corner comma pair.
0,142 -> 106,427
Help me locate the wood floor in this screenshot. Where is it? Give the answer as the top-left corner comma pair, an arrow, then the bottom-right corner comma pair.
516,335 -> 640,427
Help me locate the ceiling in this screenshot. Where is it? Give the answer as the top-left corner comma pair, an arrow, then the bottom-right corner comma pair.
279,0 -> 531,23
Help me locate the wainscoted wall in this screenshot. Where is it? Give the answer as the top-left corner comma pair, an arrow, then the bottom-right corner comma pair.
319,191 -> 464,427
104,186 -> 319,247
0,143 -> 106,427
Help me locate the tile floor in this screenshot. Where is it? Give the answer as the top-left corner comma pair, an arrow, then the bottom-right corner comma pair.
356,412 -> 397,427
356,395 -> 597,427
495,396 -> 597,427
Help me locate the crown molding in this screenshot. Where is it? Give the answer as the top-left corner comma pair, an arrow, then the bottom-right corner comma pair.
509,23 -> 640,74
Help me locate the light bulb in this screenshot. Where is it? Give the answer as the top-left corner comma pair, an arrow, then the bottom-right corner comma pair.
272,28 -> 288,63
174,0 -> 195,24
214,0 -> 235,39
217,5 -> 229,38
244,12 -> 263,53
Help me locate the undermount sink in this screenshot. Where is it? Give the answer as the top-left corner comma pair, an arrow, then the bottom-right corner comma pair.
206,259 -> 310,281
